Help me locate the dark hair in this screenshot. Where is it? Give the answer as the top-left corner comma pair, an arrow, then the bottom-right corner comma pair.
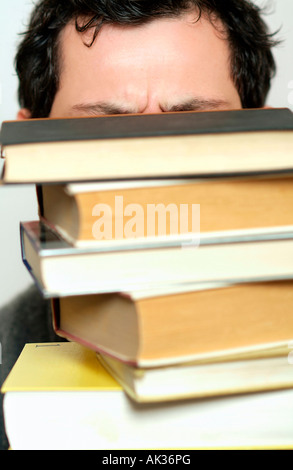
15,0 -> 279,117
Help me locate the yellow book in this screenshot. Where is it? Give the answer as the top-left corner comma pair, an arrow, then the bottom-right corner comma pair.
1,341 -> 120,393
2,342 -> 293,450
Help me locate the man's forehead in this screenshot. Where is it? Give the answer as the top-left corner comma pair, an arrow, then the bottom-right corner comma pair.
50,11 -> 241,117
57,11 -> 229,86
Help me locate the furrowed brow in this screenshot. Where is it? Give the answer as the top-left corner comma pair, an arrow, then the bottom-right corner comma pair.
70,97 -> 231,117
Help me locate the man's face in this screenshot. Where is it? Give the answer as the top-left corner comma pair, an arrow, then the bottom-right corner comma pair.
49,10 -> 242,118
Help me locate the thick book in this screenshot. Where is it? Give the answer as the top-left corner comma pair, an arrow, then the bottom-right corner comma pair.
2,342 -> 293,450
1,108 -> 293,183
40,174 -> 293,246
98,349 -> 293,403
21,220 -> 293,297
52,281 -> 293,367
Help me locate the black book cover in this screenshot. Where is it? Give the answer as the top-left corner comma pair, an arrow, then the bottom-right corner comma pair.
1,108 -> 293,146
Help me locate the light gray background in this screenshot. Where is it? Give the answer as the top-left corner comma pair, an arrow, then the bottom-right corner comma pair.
0,0 -> 293,307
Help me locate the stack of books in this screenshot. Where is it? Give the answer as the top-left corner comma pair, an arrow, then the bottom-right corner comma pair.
1,108 -> 293,449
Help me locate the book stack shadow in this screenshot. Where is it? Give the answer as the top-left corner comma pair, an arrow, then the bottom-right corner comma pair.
1,108 -> 293,449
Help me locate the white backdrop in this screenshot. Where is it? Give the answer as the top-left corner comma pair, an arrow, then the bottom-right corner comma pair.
0,0 -> 293,308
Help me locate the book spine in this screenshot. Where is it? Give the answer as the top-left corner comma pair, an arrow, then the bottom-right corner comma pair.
51,300 -> 138,366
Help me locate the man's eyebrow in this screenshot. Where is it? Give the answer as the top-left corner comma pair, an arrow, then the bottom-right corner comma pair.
71,101 -> 138,116
162,97 -> 231,112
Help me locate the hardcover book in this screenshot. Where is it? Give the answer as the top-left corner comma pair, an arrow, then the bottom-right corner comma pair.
1,108 -> 293,183
21,220 -> 293,297
98,348 -> 293,403
40,175 -> 293,246
52,281 -> 293,367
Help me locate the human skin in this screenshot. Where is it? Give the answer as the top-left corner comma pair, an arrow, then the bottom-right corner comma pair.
18,9 -> 242,120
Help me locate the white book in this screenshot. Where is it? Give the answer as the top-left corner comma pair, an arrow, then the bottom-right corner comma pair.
2,343 -> 293,450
